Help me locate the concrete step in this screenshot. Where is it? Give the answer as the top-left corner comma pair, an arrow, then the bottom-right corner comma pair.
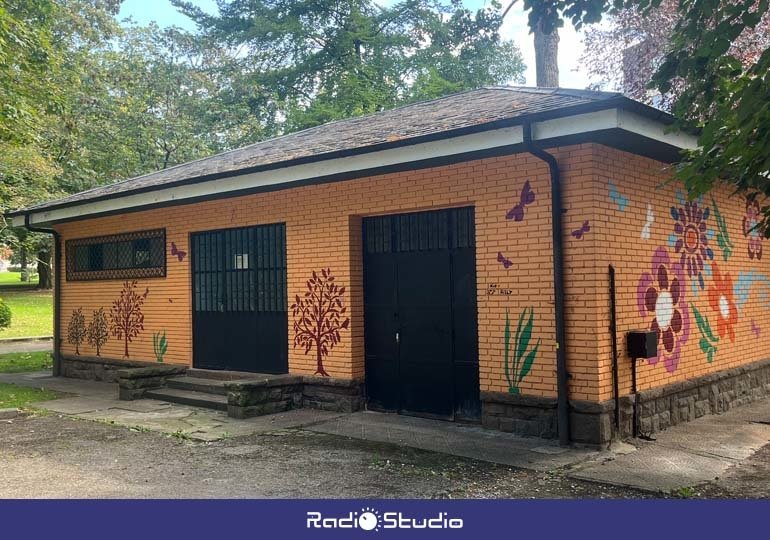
166,376 -> 229,396
144,388 -> 228,412
185,368 -> 259,381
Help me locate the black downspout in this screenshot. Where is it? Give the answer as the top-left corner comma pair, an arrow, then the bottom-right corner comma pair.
609,265 -> 620,433
24,216 -> 62,377
523,124 -> 570,446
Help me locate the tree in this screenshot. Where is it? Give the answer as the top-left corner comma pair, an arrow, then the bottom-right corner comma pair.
109,280 -> 148,358
87,307 -> 109,356
67,308 -> 87,355
522,0 -> 770,232
174,0 -> 525,132
582,1 -> 769,111
534,19 -> 559,86
291,269 -> 351,377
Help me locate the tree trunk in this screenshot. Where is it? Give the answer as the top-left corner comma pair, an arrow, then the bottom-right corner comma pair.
20,245 -> 27,282
124,337 -> 129,358
37,248 -> 53,290
315,342 -> 329,376
534,20 -> 559,87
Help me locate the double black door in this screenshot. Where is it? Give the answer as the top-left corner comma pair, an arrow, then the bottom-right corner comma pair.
191,223 -> 288,373
363,207 -> 480,420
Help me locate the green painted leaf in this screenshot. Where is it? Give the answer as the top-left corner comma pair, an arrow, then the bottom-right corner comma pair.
712,198 -> 733,261
692,303 -> 719,343
518,338 -> 540,382
699,337 -> 711,354
516,308 -> 534,365
512,307 -> 526,364
508,386 -> 520,395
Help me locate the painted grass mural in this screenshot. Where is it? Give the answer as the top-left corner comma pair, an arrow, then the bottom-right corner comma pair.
504,307 -> 541,394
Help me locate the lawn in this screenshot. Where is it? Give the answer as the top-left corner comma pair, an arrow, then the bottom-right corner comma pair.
0,272 -> 39,287
0,352 -> 53,373
0,382 -> 56,408
0,288 -> 52,338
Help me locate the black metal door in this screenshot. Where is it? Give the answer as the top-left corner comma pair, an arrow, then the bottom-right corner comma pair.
191,223 -> 288,373
363,207 -> 480,420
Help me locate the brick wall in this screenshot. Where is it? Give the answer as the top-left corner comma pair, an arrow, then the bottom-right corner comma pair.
592,145 -> 770,401
56,142 -> 769,407
56,145 -> 601,397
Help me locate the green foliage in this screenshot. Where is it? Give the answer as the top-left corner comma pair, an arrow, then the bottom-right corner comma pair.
505,307 -> 541,394
0,288 -> 52,338
153,331 -> 168,363
523,1 -> 770,232
712,197 -> 733,261
0,297 -> 12,329
691,303 -> 718,363
0,382 -> 57,409
0,352 -> 53,373
175,0 -> 525,132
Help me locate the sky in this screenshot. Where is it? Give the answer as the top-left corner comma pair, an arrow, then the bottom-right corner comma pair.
118,0 -> 592,89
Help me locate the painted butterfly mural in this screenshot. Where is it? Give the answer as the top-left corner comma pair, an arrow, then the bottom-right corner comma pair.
497,251 -> 513,269
752,320 -> 761,339
506,180 -> 535,222
608,180 -> 629,212
170,242 -> 187,262
641,204 -> 654,240
571,220 -> 590,240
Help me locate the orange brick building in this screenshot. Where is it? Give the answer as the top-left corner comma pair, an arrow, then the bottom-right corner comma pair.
10,88 -> 770,445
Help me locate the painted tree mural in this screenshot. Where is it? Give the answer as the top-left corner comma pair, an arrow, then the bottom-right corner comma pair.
109,281 -> 148,358
87,308 -> 109,356
67,308 -> 87,355
291,268 -> 350,377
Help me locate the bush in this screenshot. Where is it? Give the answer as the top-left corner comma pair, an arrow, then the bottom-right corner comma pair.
0,298 -> 11,329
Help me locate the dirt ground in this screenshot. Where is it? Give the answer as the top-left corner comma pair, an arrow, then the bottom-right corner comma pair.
0,412 -> 652,499
3,412 -> 769,499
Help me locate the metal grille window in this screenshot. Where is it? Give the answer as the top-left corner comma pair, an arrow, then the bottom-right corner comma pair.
192,223 -> 287,313
66,229 -> 166,281
364,207 -> 475,254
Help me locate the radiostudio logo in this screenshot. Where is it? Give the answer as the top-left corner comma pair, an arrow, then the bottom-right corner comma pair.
306,506 -> 464,531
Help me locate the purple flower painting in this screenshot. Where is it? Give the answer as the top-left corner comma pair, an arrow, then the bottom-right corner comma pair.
743,197 -> 764,260
637,247 -> 690,373
670,201 -> 714,289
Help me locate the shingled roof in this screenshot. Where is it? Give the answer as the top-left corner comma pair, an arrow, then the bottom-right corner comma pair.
12,86 -> 666,216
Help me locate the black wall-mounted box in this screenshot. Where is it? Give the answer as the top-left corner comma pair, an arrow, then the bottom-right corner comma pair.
627,330 -> 658,359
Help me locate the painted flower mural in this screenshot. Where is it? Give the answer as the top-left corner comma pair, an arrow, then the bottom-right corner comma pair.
742,197 -> 764,260
670,201 -> 714,289
637,247 -> 690,373
707,264 -> 738,343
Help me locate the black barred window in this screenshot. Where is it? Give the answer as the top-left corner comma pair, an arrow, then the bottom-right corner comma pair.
66,229 -> 166,281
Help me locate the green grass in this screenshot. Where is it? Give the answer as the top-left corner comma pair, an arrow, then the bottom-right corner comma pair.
0,382 -> 57,408
0,288 -> 52,338
0,352 -> 53,373
0,272 -> 39,288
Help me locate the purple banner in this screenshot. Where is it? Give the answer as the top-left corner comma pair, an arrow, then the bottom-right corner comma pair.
0,500 -> 767,539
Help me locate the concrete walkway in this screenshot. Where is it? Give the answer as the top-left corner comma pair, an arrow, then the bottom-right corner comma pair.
4,370 -> 770,492
0,371 -> 344,441
0,338 -> 52,354
570,399 -> 770,492
308,411 -> 599,471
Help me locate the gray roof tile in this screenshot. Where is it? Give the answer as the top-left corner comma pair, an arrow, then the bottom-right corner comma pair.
16,86 -> 630,214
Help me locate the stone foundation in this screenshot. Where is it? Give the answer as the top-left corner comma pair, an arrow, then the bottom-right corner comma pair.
117,364 -> 188,400
60,355 -> 171,383
227,376 -> 364,419
621,357 -> 770,438
483,357 -> 770,446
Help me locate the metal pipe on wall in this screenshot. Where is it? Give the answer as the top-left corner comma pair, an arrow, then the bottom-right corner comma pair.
523,123 -> 570,446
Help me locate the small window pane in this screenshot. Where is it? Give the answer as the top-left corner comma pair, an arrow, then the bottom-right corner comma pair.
66,229 -> 166,281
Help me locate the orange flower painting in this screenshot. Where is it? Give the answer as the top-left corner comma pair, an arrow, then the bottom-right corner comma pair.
708,264 -> 738,343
